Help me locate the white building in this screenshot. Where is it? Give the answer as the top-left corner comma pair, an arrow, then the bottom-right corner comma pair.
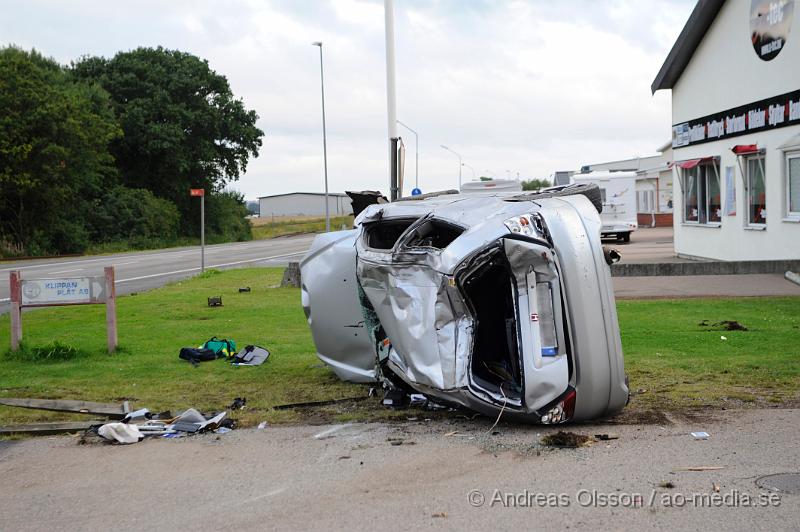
653,0 -> 800,260
258,192 -> 352,218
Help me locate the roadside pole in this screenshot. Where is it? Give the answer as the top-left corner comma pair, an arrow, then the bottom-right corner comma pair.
104,266 -> 117,353
384,0 -> 399,200
190,188 -> 205,273
201,193 -> 205,273
9,270 -> 21,350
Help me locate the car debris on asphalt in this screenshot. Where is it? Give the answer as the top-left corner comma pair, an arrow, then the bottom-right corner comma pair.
302,184 -> 629,424
0,396 -> 235,442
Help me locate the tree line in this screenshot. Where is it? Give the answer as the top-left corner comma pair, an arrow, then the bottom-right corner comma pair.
0,46 -> 264,256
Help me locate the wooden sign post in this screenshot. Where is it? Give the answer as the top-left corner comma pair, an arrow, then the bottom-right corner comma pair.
9,266 -> 118,353
190,188 -> 205,273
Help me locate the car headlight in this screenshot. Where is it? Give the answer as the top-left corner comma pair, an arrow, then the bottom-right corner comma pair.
504,214 -> 541,237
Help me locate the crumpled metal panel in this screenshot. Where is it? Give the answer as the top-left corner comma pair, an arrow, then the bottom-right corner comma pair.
300,230 -> 377,383
358,261 -> 467,391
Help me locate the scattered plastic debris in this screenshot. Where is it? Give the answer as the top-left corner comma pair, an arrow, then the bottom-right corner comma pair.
691,431 -> 710,440
313,424 -> 352,440
594,433 -> 620,441
257,421 -> 269,430
229,397 -> 247,410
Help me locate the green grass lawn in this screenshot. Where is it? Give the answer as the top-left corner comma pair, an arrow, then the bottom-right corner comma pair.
251,215 -> 353,240
617,297 -> 800,411
1,268 -> 798,429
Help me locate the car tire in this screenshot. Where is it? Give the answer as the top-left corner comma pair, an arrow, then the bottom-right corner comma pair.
514,183 -> 603,214
622,232 -> 631,243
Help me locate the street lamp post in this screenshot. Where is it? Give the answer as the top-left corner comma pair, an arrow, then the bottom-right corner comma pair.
397,120 -> 418,189
311,41 -> 330,232
462,163 -> 476,180
440,145 -> 462,190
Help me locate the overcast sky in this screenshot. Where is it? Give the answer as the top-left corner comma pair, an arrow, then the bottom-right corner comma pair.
2,0 -> 694,199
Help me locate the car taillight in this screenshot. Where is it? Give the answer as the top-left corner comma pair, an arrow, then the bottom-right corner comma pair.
504,214 -> 542,237
539,388 -> 576,424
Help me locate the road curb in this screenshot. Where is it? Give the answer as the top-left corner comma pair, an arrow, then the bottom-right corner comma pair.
612,259 -> 800,277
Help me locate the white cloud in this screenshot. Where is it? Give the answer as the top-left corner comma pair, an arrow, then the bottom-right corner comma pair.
0,0 -> 694,199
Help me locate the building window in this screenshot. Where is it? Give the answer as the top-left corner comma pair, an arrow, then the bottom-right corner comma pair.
637,190 -> 655,213
746,155 -> 766,225
682,162 -> 721,224
788,152 -> 800,217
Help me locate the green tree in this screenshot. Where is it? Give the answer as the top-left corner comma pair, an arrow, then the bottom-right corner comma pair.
71,47 -> 264,234
0,47 -> 121,254
90,186 -> 180,247
199,190 -> 252,243
521,178 -> 552,191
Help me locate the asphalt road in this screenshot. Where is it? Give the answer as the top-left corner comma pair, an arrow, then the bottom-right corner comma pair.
2,230 -> 797,315
0,234 -> 315,313
1,408 -> 797,531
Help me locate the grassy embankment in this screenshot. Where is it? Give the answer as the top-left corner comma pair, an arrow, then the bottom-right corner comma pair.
250,215 -> 353,240
0,267 -> 798,428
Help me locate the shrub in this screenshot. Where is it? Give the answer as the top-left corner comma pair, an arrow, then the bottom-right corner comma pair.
91,186 -> 180,245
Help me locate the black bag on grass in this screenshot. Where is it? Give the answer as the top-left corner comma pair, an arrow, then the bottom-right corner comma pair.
179,347 -> 218,366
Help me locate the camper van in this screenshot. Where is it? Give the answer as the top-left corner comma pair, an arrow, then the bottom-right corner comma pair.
572,172 -> 637,242
460,178 -> 522,193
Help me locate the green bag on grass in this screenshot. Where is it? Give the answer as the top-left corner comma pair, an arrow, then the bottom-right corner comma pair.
199,337 -> 237,358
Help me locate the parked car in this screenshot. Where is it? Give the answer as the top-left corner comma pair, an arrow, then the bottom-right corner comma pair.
301,184 -> 628,423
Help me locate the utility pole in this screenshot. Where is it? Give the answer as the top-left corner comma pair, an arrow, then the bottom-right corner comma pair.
441,145 -> 462,190
397,120 -> 418,189
384,0 -> 399,200
311,41 -> 330,231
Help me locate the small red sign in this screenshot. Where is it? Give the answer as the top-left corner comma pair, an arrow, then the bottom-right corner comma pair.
190,188 -> 205,197
530,313 -> 539,322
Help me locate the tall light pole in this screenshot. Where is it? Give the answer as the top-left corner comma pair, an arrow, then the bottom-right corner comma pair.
384,0 -> 399,200
311,41 -> 330,232
397,120 -> 418,189
441,145 -> 462,190
462,163 -> 476,180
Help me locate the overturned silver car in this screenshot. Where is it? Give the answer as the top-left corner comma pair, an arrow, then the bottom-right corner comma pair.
301,185 -> 628,423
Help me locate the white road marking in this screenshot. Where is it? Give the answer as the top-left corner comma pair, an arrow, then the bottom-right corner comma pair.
116,250 -> 307,283
0,297 -> 9,303
0,238 -> 312,273
50,268 -> 85,274
112,261 -> 139,266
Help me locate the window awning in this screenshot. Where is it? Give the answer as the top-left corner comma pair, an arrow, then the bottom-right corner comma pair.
731,144 -> 759,155
674,156 -> 717,169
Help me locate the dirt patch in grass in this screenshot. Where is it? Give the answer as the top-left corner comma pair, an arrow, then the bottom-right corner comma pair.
698,320 -> 748,331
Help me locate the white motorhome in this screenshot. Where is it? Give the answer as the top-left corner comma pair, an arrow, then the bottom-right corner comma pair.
460,179 -> 522,193
572,172 -> 638,242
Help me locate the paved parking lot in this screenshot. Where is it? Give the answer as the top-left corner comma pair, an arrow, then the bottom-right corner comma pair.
610,227 -> 800,298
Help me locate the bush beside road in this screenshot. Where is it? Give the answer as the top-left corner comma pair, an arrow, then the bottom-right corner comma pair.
0,267 -> 798,430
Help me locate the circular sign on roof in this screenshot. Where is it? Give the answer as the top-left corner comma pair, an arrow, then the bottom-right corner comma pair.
750,0 -> 795,61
